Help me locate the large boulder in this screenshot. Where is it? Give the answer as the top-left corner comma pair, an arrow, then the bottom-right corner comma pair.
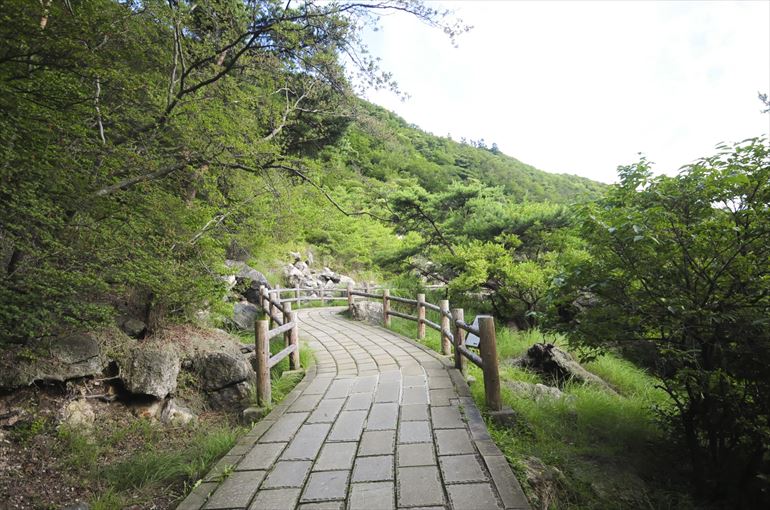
232,301 -> 260,331
194,350 -> 253,392
319,267 -> 341,284
225,260 -> 270,304
284,264 -> 304,287
350,301 -> 384,325
512,343 -> 617,394
207,382 -> 253,410
0,332 -> 108,389
122,345 -> 180,398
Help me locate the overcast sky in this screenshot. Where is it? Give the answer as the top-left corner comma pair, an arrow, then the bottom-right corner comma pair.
360,1 -> 770,183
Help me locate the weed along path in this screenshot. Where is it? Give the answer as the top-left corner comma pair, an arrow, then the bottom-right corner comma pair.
179,308 -> 530,510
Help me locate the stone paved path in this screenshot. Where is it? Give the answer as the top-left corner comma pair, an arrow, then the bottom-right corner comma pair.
178,308 -> 530,510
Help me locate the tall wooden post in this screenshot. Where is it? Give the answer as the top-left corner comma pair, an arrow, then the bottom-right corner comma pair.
288,311 -> 300,370
417,293 -> 426,339
282,301 -> 292,348
440,299 -> 451,355
258,285 -> 266,311
255,316 -> 271,407
382,289 -> 391,328
347,283 -> 354,312
478,316 -> 502,411
268,289 -> 277,329
451,308 -> 466,373
295,285 -> 300,309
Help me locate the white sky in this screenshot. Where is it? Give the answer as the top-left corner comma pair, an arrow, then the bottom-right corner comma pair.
359,0 -> 770,183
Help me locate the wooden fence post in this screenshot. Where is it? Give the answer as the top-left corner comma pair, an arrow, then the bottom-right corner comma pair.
288,311 -> 300,370
295,285 -> 300,309
347,283 -> 354,312
382,289 -> 391,328
451,308 -> 465,373
283,301 -> 292,349
258,285 -> 266,311
478,316 -> 502,411
417,293 -> 426,339
440,299 -> 451,356
268,289 -> 277,329
255,315 -> 271,407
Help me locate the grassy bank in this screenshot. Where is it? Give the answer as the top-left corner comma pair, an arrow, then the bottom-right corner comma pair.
385,315 -> 697,509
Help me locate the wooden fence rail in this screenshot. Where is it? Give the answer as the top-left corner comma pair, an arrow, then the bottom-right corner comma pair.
253,282 -> 503,411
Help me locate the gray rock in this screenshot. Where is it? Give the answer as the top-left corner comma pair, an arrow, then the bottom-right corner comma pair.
284,265 -> 305,287
512,343 -> 617,394
319,267 -> 341,284
123,346 -> 180,398
160,399 -> 197,426
60,399 -> 95,429
121,318 -> 146,338
207,381 -> 254,410
294,260 -> 309,273
225,260 -> 270,304
338,275 -> 356,287
306,250 -> 314,266
232,301 -> 259,331
350,301 -> 384,325
0,332 -> 107,389
522,456 -> 565,509
505,381 -> 569,401
194,349 -> 254,391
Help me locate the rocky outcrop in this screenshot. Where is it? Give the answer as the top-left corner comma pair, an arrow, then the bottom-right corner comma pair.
232,301 -> 260,331
281,252 -> 355,293
187,333 -> 256,410
511,343 -> 617,394
350,301 -> 384,325
522,456 -> 566,510
122,345 -> 180,399
226,259 -> 271,305
0,332 -> 109,389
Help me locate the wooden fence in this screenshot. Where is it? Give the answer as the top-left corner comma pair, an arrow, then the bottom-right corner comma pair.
254,283 -> 503,411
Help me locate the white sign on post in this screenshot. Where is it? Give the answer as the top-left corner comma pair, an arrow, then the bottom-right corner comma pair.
464,316 -> 480,348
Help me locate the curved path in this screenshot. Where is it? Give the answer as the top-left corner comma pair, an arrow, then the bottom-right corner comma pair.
179,308 -> 530,510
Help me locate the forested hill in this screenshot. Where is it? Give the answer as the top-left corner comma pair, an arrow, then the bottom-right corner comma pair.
329,102 -> 604,202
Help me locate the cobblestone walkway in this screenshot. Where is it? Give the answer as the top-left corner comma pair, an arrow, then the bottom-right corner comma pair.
179,308 -> 530,510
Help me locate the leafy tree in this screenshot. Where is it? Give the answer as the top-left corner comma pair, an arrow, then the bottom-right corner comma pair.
562,138 -> 770,503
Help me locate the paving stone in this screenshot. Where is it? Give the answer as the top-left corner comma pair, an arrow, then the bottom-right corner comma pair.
326,379 -> 353,399
203,455 -> 241,482
398,421 -> 432,443
374,381 -> 401,402
359,430 -> 396,456
298,501 -> 345,510
238,442 -> 287,470
328,410 -> 367,442
403,375 -> 426,387
400,404 -> 429,421
248,488 -> 301,510
307,398 -> 346,424
366,403 -> 399,430
203,470 -> 265,509
351,454 -> 394,482
431,406 -> 464,429
314,442 -> 357,471
397,443 -> 436,467
345,392 -> 373,410
348,481 -> 395,510
428,389 -> 455,406
259,412 -> 309,443
427,376 -> 453,390
400,365 -> 424,376
446,483 -> 502,510
397,466 -> 445,507
280,423 -> 331,460
261,460 -> 312,488
439,454 -> 488,483
177,481 -> 218,510
401,386 -> 429,405
483,454 -> 531,510
289,393 -> 324,412
353,375 -> 379,393
435,429 -> 475,456
303,378 -> 333,395
301,470 -> 349,502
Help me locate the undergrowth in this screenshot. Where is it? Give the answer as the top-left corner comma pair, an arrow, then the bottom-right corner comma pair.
386,312 -> 696,509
